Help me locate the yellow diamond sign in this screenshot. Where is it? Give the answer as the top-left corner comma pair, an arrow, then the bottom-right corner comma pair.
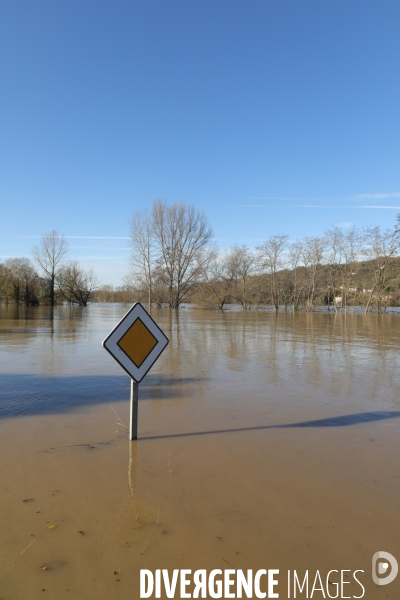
117,318 -> 158,368
102,303 -> 169,382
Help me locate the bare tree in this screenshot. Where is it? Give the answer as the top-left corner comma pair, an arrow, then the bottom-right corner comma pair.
128,199 -> 216,308
0,262 -> 8,303
324,227 -> 361,311
362,223 -> 400,313
96,284 -> 115,303
4,258 -> 40,305
286,241 -> 305,311
197,253 -> 234,310
340,228 -> 361,310
302,237 -> 326,310
257,234 -> 288,311
228,245 -> 257,310
32,230 -> 68,305
199,247 -> 256,310
127,209 -> 155,307
56,262 -> 99,306
324,227 -> 344,311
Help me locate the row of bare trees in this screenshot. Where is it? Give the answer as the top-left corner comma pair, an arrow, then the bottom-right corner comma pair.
2,203 -> 399,312
0,231 -> 99,306
198,225 -> 400,313
126,202 -> 400,313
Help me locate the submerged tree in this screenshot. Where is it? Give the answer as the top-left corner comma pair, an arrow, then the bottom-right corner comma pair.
286,241 -> 306,311
4,258 -> 41,305
226,245 -> 258,310
32,230 -> 68,305
257,234 -> 288,311
302,237 -> 326,310
198,251 -> 238,310
56,262 -> 99,306
128,199 -> 216,308
0,262 -> 7,303
127,208 -> 155,307
362,222 -> 400,313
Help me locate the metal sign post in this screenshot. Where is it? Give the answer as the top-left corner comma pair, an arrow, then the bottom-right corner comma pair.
130,379 -> 139,441
102,303 -> 169,440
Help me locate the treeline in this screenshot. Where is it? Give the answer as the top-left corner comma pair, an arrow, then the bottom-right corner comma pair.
126,201 -> 400,313
3,203 -> 400,313
0,231 -> 98,306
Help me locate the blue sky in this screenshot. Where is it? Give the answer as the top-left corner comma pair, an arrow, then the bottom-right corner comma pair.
1,1 -> 399,284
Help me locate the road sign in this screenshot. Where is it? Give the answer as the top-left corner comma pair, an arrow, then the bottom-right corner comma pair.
102,302 -> 169,383
102,303 -> 169,440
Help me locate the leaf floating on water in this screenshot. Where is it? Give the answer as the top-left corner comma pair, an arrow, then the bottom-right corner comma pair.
22,498 -> 34,503
41,565 -> 48,571
48,525 -> 56,530
78,530 -> 85,535
114,571 -> 118,575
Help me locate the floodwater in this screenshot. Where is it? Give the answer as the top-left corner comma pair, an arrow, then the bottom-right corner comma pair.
1,304 -> 400,599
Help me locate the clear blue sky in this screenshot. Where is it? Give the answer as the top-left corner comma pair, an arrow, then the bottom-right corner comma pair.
1,1 -> 399,285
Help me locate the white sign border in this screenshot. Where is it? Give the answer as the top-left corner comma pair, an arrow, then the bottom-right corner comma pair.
102,303 -> 169,382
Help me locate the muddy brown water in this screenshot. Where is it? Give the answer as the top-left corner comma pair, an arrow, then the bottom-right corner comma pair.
1,304 -> 400,599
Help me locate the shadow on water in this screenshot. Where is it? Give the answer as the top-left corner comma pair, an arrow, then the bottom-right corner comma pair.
0,374 -> 208,419
1,372 -> 400,438
141,411 -> 400,440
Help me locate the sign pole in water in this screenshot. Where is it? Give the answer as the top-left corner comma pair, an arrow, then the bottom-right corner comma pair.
130,379 -> 139,441
102,303 -> 169,441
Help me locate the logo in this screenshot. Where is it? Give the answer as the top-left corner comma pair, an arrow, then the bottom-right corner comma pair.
372,551 -> 398,585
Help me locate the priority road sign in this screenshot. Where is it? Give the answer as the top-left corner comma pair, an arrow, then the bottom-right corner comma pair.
102,303 -> 169,439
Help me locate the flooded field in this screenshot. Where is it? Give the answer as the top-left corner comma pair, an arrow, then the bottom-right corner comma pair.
1,304 -> 400,599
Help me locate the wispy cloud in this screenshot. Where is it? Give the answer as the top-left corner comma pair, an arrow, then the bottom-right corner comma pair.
302,205 -> 400,209
69,246 -> 128,250
338,222 -> 353,228
225,204 -> 400,209
357,193 -> 400,199
72,255 -> 127,261
242,193 -> 400,202
243,196 -> 304,200
358,205 -> 400,209
65,236 -> 130,240
242,196 -> 351,202
23,235 -> 130,240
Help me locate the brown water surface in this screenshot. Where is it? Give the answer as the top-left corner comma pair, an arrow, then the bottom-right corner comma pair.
1,304 -> 400,599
